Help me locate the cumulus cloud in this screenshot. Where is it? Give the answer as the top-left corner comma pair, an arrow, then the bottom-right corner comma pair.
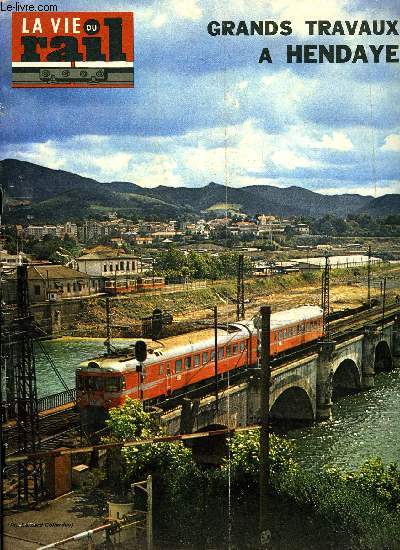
313,132 -> 354,151
271,150 -> 318,170
381,134 -> 400,152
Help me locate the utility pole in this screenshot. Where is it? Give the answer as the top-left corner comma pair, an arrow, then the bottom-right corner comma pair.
382,277 -> 387,329
146,475 -> 153,550
214,305 -> 219,412
131,475 -> 153,550
236,254 -> 245,321
105,297 -> 111,355
259,305 -> 271,548
367,245 -> 372,307
321,255 -> 330,339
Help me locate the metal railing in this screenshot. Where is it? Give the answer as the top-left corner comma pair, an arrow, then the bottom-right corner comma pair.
3,388 -> 76,420
36,388 -> 76,412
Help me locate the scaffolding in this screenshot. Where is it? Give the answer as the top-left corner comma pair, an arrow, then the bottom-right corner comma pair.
14,264 -> 44,504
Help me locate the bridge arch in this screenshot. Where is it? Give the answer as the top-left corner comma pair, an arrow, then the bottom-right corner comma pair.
270,386 -> 314,422
332,359 -> 361,400
374,341 -> 392,372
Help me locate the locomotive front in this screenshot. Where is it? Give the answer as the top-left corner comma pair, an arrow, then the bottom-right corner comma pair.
76,353 -> 137,431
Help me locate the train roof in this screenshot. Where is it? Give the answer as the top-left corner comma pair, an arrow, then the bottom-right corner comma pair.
271,305 -> 322,328
78,305 -> 322,373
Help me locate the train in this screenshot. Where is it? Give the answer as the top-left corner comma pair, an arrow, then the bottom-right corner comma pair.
104,276 -> 165,295
76,305 -> 323,428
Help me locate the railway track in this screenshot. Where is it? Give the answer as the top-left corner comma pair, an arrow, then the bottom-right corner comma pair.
4,408 -> 81,456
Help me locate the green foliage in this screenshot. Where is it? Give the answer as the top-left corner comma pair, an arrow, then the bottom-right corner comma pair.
104,400 -> 400,548
106,398 -> 158,441
276,467 -> 400,550
311,213 -> 400,237
326,458 -> 400,512
154,246 -> 252,281
28,234 -> 82,262
222,429 -> 298,484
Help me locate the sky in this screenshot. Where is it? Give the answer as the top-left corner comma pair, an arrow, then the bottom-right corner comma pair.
0,0 -> 399,196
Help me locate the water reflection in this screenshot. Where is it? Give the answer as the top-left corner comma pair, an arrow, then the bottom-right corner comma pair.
288,369 -> 400,470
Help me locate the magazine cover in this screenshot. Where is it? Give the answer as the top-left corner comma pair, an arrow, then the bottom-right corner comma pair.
1,1 -> 400,549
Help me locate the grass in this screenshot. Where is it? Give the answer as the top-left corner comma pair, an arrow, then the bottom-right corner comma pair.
206,202 -> 242,211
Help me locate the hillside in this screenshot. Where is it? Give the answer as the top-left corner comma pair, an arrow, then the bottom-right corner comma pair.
0,158 -> 398,222
359,194 -> 400,217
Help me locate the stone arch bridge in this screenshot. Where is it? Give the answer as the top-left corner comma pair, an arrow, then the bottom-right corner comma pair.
161,315 -> 400,435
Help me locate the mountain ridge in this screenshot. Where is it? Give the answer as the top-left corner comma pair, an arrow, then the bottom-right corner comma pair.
0,158 -> 397,222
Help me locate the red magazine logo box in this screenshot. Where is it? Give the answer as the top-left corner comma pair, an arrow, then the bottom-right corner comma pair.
11,12 -> 134,88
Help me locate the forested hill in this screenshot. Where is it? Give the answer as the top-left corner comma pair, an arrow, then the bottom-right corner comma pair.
1,158 -> 398,222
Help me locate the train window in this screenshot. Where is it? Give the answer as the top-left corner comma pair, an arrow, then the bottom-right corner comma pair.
159,364 -> 163,375
240,342 -> 245,352
175,359 -> 182,373
211,350 -> 216,361
194,354 -> 200,367
105,377 -> 120,392
166,363 -> 171,375
86,377 -> 103,391
278,330 -> 283,340
202,351 -> 209,364
226,346 -> 232,357
283,329 -> 287,339
218,347 -> 224,360
185,356 -> 192,370
233,344 -> 239,354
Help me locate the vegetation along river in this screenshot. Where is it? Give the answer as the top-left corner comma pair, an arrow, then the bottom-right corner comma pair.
36,339 -> 400,470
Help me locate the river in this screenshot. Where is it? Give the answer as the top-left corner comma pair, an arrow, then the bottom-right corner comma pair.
36,339 -> 400,470
35,338 -> 106,397
289,368 -> 400,470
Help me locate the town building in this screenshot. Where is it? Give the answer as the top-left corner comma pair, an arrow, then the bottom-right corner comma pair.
77,252 -> 142,278
0,249 -> 29,272
290,254 -> 382,269
3,264 -> 101,304
25,222 -> 78,241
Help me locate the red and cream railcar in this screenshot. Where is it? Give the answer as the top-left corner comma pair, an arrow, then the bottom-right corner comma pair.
136,276 -> 165,292
104,276 -> 165,295
76,306 -> 323,427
